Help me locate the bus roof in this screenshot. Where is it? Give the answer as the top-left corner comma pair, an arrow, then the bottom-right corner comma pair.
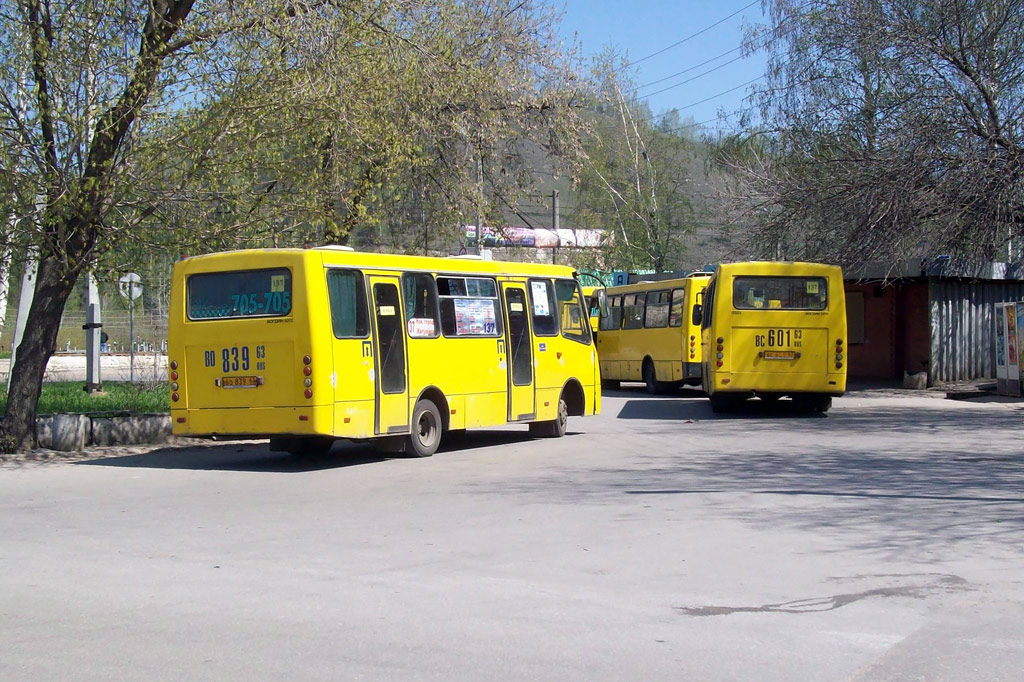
714,261 -> 843,277
178,247 -> 580,279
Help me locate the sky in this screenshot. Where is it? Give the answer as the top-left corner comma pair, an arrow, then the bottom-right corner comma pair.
556,0 -> 769,134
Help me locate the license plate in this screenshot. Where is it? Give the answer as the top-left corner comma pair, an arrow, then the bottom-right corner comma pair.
221,375 -> 260,388
763,350 -> 796,360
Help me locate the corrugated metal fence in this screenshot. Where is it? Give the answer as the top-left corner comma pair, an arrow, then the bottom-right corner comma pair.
929,279 -> 1024,384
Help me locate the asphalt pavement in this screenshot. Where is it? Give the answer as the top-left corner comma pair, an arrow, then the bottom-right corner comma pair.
3,386 -> 1024,680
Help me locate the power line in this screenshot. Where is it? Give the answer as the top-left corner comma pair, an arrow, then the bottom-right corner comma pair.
637,53 -> 748,100
619,0 -> 759,71
632,45 -> 744,92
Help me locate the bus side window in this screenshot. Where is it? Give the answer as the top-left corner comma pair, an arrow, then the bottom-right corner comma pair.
438,276 -> 502,337
600,295 -> 622,331
669,288 -> 686,327
402,273 -> 440,338
701,281 -> 716,329
327,269 -> 369,338
529,279 -> 558,336
623,293 -> 645,330
644,290 -> 670,328
554,280 -> 591,344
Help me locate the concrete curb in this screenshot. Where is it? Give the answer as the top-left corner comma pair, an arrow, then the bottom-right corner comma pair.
36,413 -> 172,451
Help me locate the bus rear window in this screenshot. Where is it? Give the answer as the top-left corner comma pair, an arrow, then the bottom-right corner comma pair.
733,276 -> 827,311
187,268 -> 292,319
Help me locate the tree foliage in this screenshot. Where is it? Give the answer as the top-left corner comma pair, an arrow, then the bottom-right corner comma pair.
713,0 -> 1024,273
0,0 -> 586,450
572,52 -> 700,272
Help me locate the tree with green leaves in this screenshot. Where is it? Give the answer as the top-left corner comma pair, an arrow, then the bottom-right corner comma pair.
0,0 -> 586,451
572,52 -> 700,272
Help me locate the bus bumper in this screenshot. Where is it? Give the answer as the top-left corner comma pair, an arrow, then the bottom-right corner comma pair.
171,405 -> 336,437
710,372 -> 846,397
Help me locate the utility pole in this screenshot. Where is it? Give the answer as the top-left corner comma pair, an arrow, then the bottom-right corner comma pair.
474,150 -> 483,256
82,275 -> 102,393
552,190 -> 560,265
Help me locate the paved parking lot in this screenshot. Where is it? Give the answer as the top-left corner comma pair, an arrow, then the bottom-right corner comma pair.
2,385 -> 1023,681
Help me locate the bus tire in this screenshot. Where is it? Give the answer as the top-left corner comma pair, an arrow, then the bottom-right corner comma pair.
811,396 -> 832,413
270,436 -> 334,456
643,361 -> 660,395
530,397 -> 568,438
406,399 -> 442,457
708,394 -> 733,414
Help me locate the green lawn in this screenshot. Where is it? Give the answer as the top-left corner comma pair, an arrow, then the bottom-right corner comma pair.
0,382 -> 170,415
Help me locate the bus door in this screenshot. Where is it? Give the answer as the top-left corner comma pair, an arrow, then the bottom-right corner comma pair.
369,276 -> 409,434
501,283 -> 536,421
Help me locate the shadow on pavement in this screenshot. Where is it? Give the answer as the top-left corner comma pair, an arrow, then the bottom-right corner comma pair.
616,397 -> 829,421
77,428 -> 556,472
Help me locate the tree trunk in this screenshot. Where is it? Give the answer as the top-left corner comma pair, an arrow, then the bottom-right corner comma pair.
1,257 -> 77,452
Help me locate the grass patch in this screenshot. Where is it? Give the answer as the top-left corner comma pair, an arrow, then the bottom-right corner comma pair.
0,382 -> 169,415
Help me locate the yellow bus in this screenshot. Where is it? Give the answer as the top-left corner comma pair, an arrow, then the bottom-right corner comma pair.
696,261 -> 846,412
168,247 -> 600,456
595,273 -> 711,393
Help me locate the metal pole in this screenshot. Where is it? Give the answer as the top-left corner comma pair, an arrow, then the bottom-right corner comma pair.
83,273 -> 102,392
129,295 -> 135,384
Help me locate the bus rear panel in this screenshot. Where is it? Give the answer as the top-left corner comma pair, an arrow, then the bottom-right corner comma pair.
701,262 -> 846,412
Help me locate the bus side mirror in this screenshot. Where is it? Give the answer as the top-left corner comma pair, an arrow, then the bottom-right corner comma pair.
691,304 -> 702,326
597,289 -> 610,318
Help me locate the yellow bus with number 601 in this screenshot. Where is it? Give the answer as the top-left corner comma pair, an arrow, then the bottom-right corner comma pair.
168,247 -> 600,456
696,261 -> 847,413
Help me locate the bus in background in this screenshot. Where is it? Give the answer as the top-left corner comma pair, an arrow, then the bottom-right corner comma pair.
168,248 -> 600,457
596,273 -> 711,393
696,261 -> 846,413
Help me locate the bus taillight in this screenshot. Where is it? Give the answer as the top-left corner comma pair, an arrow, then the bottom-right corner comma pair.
835,337 -> 844,369
303,355 -> 312,398
170,360 -> 180,401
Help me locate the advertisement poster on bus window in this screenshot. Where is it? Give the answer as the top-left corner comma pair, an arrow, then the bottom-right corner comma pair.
454,298 -> 496,335
530,282 -> 550,316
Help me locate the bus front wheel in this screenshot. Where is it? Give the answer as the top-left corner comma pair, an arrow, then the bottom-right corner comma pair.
530,398 -> 568,438
407,399 -> 442,457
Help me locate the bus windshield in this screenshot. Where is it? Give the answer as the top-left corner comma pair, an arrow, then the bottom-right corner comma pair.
732,276 -> 827,311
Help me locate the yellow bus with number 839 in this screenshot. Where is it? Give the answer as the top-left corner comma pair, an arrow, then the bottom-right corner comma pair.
168,247 -> 600,456
695,261 -> 847,413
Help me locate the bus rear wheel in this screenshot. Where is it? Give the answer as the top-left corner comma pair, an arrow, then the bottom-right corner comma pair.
269,436 -> 335,456
529,397 -> 568,438
795,395 -> 832,413
643,361 -> 661,395
406,399 -> 442,457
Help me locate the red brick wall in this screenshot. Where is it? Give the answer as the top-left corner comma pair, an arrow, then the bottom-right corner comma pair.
898,283 -> 931,377
845,283 -> 896,379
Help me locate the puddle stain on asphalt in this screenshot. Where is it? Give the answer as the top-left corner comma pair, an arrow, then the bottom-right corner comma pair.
676,574 -> 969,616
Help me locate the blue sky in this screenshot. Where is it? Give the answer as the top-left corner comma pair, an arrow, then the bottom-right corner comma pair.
556,0 -> 768,133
